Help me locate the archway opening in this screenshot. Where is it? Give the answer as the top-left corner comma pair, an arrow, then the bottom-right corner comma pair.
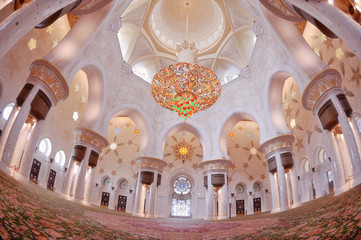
171,176 -> 192,217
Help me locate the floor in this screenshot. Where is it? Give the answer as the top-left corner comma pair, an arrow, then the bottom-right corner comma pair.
1,170 -> 361,239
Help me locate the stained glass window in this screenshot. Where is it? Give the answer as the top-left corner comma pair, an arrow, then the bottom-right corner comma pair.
173,176 -> 191,194
253,183 -> 261,192
236,184 -> 244,194
103,177 -> 111,187
171,176 -> 191,217
120,180 -> 129,189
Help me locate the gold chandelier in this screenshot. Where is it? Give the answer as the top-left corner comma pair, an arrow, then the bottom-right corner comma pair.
151,1 -> 221,122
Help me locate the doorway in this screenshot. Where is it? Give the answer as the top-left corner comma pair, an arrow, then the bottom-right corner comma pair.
47,169 -> 56,191
253,197 -> 261,212
101,192 -> 110,207
117,195 -> 127,211
29,159 -> 41,184
236,199 -> 245,215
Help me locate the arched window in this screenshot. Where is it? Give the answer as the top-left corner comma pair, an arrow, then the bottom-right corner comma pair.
54,150 -> 66,166
38,138 -> 52,157
2,103 -> 15,120
120,180 -> 129,190
236,184 -> 245,194
304,159 -> 310,173
103,177 -> 111,187
318,148 -> 327,163
253,183 -> 261,192
171,176 -> 191,217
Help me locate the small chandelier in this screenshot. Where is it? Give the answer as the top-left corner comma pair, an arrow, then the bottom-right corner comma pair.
151,2 -> 221,123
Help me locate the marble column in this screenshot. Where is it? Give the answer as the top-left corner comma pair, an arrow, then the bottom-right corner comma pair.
199,159 -> 232,219
0,60 -> 68,176
64,159 -> 77,196
218,174 -> 228,219
290,167 -> 301,207
260,135 -> 295,212
275,154 -> 289,211
74,128 -> 107,202
205,172 -> 215,220
16,120 -> 45,182
73,148 -> 91,201
147,172 -> 158,218
84,166 -> 96,204
0,85 -> 40,173
302,68 -> 361,191
133,172 -> 145,217
269,172 -> 280,212
132,157 -> 167,218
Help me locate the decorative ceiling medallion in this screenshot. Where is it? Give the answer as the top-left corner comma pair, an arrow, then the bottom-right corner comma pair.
174,141 -> 193,161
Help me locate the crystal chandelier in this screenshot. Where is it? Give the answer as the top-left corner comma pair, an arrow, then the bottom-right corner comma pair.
151,1 -> 221,123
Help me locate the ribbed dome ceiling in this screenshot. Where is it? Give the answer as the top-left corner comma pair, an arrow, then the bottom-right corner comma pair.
150,0 -> 225,53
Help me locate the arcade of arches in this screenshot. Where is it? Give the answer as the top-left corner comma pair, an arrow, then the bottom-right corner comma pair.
1,0 -> 361,238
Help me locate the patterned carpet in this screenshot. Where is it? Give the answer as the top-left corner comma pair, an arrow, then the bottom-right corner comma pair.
0,170 -> 361,239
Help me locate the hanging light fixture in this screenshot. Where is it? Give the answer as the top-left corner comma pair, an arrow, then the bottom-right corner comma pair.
151,1 -> 221,123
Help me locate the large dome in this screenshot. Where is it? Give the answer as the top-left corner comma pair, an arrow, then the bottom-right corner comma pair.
150,0 -> 225,53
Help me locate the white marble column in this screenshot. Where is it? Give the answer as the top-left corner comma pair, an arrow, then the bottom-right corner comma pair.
269,172 -> 280,212
38,157 -> 50,188
205,172 -> 215,220
147,172 -> 158,218
218,174 -> 228,219
64,159 -> 77,196
9,121 -> 33,178
133,172 -> 145,217
0,85 -> 40,172
324,130 -> 347,194
0,105 -> 18,157
16,119 -> 45,182
84,166 -> 96,204
275,154 -> 289,211
247,193 -> 254,215
290,168 -> 301,207
73,147 -> 91,201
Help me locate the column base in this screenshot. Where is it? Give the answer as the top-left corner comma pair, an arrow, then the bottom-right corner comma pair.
334,182 -> 350,196
133,212 -> 145,217
72,198 -> 83,204
13,172 -> 29,183
0,162 -> 12,175
292,202 -> 302,208
146,214 -> 156,218
351,175 -> 361,188
279,206 -> 290,212
204,216 -> 216,220
271,208 -> 281,213
217,215 -> 228,220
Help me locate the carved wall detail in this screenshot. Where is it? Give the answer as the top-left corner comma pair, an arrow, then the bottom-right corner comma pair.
74,127 -> 109,151
135,157 -> 167,172
28,59 -> 69,104
259,0 -> 303,22
199,159 -> 232,172
259,134 -> 294,157
302,69 -> 342,111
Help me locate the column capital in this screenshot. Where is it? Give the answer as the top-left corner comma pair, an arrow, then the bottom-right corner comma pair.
135,156 -> 167,172
28,59 -> 69,104
302,68 -> 342,111
199,159 -> 232,173
74,127 -> 109,152
259,134 -> 294,158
